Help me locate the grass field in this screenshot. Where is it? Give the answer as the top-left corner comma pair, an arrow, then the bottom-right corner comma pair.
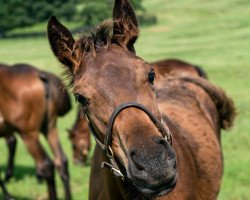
0,0 -> 250,199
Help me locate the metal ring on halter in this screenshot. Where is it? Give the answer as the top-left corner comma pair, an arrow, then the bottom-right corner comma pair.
105,146 -> 114,159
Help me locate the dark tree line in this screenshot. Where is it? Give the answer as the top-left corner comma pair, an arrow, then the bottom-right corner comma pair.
79,0 -> 156,26
0,0 -> 76,36
0,0 -> 156,37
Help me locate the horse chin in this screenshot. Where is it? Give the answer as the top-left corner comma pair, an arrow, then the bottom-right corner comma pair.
134,173 -> 178,198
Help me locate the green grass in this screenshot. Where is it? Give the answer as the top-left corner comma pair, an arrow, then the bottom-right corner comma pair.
1,0 -> 250,199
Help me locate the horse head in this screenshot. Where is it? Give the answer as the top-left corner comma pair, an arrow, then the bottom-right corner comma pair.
68,107 -> 91,165
48,0 -> 177,197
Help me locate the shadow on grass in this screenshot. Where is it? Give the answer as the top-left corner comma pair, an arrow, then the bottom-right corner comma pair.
0,165 -> 65,200
0,165 -> 35,181
0,193 -> 36,200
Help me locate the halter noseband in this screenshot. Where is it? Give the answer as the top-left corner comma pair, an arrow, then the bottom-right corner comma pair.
85,102 -> 172,180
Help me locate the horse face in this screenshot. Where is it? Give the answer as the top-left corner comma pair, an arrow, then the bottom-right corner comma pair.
47,0 -> 177,197
75,46 -> 177,197
68,108 -> 91,165
68,129 -> 89,165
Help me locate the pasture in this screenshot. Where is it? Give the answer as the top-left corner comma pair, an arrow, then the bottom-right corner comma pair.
0,0 -> 250,199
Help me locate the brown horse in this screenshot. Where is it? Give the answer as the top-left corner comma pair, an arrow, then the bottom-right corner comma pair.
68,58 -> 207,165
47,0 -> 236,199
68,106 -> 91,165
153,58 -> 208,80
0,63 -> 72,200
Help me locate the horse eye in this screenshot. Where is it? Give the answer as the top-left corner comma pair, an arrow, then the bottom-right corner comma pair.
148,69 -> 155,84
75,94 -> 89,106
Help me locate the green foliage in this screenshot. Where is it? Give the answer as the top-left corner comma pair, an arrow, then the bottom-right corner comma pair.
0,0 -> 156,37
79,1 -> 112,26
0,0 -> 76,36
78,0 -> 156,27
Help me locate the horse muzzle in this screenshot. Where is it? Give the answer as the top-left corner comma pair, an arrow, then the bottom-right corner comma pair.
127,136 -> 177,197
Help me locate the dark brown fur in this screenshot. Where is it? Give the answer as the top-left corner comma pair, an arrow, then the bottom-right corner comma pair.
0,63 -> 72,200
48,0 -> 236,199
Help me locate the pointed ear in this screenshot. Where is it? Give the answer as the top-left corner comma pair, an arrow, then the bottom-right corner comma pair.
47,15 -> 76,72
112,0 -> 139,54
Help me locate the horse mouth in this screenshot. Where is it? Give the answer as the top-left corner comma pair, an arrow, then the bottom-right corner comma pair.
136,173 -> 178,197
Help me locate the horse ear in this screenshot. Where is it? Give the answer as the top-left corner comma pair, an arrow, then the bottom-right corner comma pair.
112,0 -> 139,54
47,15 -> 76,73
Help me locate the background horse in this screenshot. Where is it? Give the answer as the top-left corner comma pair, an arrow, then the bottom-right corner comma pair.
48,0 -> 236,199
0,63 -> 72,200
68,58 -> 208,165
68,106 -> 91,165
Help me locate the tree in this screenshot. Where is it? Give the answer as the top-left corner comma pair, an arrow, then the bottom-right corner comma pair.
0,0 -> 76,36
79,0 -> 156,27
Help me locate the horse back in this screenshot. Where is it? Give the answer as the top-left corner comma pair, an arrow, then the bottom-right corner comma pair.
153,59 -> 207,80
0,64 -> 46,133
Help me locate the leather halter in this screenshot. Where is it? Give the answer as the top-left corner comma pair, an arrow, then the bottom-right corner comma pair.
85,102 -> 172,180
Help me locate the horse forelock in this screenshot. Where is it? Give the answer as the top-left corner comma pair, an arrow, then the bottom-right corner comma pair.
60,20 -> 114,82
73,19 -> 114,59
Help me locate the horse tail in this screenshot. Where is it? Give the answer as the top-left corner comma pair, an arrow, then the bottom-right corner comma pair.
39,72 -> 50,134
57,84 -> 72,116
39,71 -> 71,117
180,76 -> 236,130
48,72 -> 72,117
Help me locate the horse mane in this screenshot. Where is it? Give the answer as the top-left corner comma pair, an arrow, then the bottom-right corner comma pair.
62,19 -> 114,85
178,76 -> 236,130
73,20 -> 113,61
0,63 -> 9,68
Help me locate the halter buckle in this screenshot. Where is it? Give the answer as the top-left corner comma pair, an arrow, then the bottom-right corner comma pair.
105,146 -> 114,158
101,162 -> 124,180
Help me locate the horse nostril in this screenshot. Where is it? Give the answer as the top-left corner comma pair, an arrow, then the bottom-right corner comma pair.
130,151 -> 136,157
159,139 -> 167,146
130,150 -> 144,171
173,160 -> 177,169
153,136 -> 176,161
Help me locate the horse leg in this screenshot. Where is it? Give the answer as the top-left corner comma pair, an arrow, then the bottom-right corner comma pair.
20,132 -> 57,200
0,177 -> 14,200
46,127 -> 71,200
5,135 -> 17,182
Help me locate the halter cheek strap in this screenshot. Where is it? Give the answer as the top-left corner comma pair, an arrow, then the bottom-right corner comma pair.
85,102 -> 173,180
